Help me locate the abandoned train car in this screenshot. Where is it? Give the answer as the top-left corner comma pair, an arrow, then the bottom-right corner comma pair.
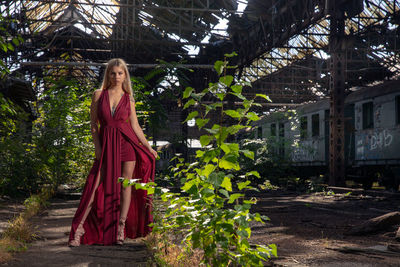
254,80 -> 400,190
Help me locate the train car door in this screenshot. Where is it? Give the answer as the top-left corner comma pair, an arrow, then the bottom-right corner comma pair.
345,103 -> 355,165
324,109 -> 330,167
279,122 -> 285,158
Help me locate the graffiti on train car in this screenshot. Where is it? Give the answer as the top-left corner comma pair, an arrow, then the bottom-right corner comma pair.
370,129 -> 393,150
356,129 -> 395,159
291,140 -> 318,162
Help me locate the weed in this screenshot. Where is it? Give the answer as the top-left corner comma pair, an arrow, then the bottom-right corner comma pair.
0,187 -> 53,263
259,180 -> 279,191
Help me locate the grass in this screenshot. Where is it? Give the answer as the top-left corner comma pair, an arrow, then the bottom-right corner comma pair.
143,197 -> 203,266
0,187 -> 53,263
145,232 -> 202,267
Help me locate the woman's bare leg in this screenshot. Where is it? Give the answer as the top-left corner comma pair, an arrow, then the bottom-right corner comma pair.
117,160 -> 135,244
120,160 -> 136,219
79,168 -> 103,225
69,168 -> 103,246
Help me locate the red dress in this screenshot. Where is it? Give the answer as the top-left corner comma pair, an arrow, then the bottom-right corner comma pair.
69,89 -> 155,245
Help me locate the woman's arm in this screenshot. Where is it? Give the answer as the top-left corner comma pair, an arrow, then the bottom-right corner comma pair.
90,90 -> 102,160
128,95 -> 158,158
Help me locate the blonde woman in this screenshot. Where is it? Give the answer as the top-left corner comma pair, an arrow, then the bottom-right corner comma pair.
69,58 -> 157,246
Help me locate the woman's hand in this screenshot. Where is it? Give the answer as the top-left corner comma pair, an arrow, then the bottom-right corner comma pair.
95,146 -> 102,160
148,147 -> 158,159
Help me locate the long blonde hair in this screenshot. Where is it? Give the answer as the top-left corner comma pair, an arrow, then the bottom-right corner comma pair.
100,58 -> 133,95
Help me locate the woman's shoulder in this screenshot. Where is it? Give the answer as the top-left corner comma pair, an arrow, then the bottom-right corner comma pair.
92,89 -> 103,101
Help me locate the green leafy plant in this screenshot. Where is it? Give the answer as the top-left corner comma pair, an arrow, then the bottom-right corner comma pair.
152,54 -> 277,266
32,77 -> 94,189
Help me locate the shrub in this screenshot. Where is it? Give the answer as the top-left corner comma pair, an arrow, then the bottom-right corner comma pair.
148,54 -> 277,266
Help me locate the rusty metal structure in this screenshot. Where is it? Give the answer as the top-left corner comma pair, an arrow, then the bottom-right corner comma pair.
1,0 -> 399,185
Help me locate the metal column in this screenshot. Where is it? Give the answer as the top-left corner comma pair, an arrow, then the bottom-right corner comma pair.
328,6 -> 346,186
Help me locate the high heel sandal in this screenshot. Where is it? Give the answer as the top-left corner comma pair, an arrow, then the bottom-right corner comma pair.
69,223 -> 85,247
116,217 -> 126,245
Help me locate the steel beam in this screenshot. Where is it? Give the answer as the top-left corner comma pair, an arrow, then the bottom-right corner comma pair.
328,4 -> 346,186
20,61 -> 214,68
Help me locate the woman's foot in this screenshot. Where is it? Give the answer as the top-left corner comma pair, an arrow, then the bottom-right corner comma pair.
69,223 -> 85,247
116,217 -> 126,245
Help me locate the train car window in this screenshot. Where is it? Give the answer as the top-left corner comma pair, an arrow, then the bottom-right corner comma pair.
362,102 -> 374,129
258,126 -> 262,138
312,114 -> 320,137
300,116 -> 308,139
271,123 -> 276,136
396,95 -> 400,124
279,123 -> 284,137
279,123 -> 285,156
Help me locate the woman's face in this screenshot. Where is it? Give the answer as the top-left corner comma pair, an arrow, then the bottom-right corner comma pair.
108,65 -> 126,87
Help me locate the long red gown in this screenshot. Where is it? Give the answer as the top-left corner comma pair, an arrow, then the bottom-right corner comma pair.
69,89 -> 155,245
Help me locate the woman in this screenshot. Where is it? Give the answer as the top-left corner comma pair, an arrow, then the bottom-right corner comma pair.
69,58 -> 157,246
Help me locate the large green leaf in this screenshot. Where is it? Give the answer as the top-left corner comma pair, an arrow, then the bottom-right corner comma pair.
183,87 -> 194,99
204,127 -> 219,135
228,193 -> 244,204
220,143 -> 230,154
241,149 -> 255,160
219,155 -> 240,170
208,172 -> 224,187
214,60 -> 224,75
216,93 -> 225,101
183,111 -> 198,123
12,38 -> 20,46
200,135 -> 212,147
226,125 -> 246,135
196,150 -> 205,158
203,149 -> 218,163
194,93 -> 207,103
202,164 -> 216,178
230,92 -> 246,100
181,178 -> 196,192
196,118 -> 209,129
245,171 -> 260,178
7,43 -> 14,51
227,143 -> 239,154
224,109 -> 241,119
246,112 -> 260,121
221,176 -> 232,191
256,93 -> 272,102
219,75 -> 234,87
183,99 -> 196,109
230,84 -> 242,94
218,189 -> 229,198
238,181 -> 251,190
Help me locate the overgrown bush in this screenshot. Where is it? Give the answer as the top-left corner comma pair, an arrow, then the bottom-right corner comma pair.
32,77 -> 94,188
0,76 -> 95,195
0,93 -> 43,195
148,54 -> 277,266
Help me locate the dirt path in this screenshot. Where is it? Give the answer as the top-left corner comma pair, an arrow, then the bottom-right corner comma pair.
1,198 -> 152,267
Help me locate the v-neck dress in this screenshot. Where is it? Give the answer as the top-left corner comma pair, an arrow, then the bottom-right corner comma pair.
106,90 -> 136,161
69,89 -> 155,245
